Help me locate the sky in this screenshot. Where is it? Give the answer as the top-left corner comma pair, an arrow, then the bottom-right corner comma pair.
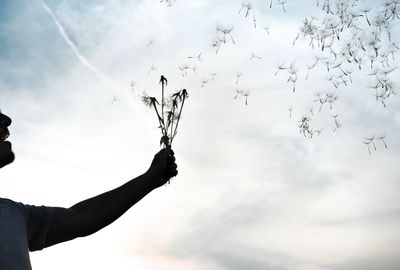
1,0 -> 400,269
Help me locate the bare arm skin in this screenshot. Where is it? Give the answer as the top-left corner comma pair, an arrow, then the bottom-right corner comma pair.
45,147 -> 177,248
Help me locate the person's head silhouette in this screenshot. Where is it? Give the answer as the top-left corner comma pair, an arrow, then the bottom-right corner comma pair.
0,111 -> 14,168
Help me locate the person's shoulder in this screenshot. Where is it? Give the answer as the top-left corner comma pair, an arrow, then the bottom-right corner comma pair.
1,197 -> 51,211
1,197 -> 23,204
0,197 -> 28,215
0,197 -> 36,206
0,197 -> 18,205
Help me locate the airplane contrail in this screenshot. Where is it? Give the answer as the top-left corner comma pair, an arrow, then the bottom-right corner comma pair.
37,0 -> 142,110
38,0 -> 116,86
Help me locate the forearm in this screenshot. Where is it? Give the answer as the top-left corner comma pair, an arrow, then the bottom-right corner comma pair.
44,148 -> 176,247
70,173 -> 154,236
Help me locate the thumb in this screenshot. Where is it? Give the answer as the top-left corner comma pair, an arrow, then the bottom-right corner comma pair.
158,145 -> 171,160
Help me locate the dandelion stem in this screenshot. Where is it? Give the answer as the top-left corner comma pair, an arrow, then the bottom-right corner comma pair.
160,76 -> 167,128
143,76 -> 187,148
171,92 -> 187,143
151,101 -> 167,137
170,97 -> 178,139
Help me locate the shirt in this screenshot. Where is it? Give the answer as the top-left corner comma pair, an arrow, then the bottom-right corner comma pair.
0,198 -> 54,270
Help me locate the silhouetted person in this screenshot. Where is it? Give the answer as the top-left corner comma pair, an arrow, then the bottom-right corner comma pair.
0,111 -> 178,270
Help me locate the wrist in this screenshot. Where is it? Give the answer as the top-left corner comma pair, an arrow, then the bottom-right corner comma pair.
141,171 -> 160,191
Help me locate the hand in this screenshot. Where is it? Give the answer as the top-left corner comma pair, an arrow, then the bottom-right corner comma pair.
145,145 -> 178,189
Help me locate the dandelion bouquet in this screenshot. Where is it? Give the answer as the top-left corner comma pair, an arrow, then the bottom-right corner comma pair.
142,75 -> 188,148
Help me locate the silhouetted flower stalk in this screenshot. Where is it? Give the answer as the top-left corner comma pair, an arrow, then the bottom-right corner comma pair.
171,89 -> 188,143
160,75 -> 167,124
142,76 -> 188,147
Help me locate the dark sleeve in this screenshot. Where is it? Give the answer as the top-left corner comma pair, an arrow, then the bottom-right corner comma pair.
19,203 -> 55,251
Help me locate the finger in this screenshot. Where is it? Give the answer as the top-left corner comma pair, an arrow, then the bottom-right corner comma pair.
168,168 -> 178,177
164,145 -> 174,155
158,146 -> 170,160
167,164 -> 178,177
169,163 -> 177,170
162,145 -> 174,156
167,155 -> 176,163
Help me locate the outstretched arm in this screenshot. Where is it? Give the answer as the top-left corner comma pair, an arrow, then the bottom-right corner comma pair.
44,147 -> 177,248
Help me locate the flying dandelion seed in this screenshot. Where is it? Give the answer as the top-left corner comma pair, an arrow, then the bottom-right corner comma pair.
201,78 -> 209,88
282,0 -> 288,12
233,88 -> 250,106
146,39 -> 154,47
362,134 -> 385,155
363,140 -> 372,155
378,134 -> 388,149
235,72 -> 243,85
147,64 -> 157,76
234,88 -> 244,100
332,114 -> 342,133
253,15 -> 257,28
288,106 -> 293,118
111,94 -> 118,105
216,24 -> 236,45
263,25 -> 270,35
298,116 -> 316,138
160,0 -> 175,6
250,51 -> 263,61
130,80 -> 136,93
188,52 -> 203,62
239,2 -> 253,17
274,63 -> 287,76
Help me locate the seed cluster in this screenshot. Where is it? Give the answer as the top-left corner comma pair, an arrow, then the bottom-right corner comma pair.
142,76 -> 188,147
